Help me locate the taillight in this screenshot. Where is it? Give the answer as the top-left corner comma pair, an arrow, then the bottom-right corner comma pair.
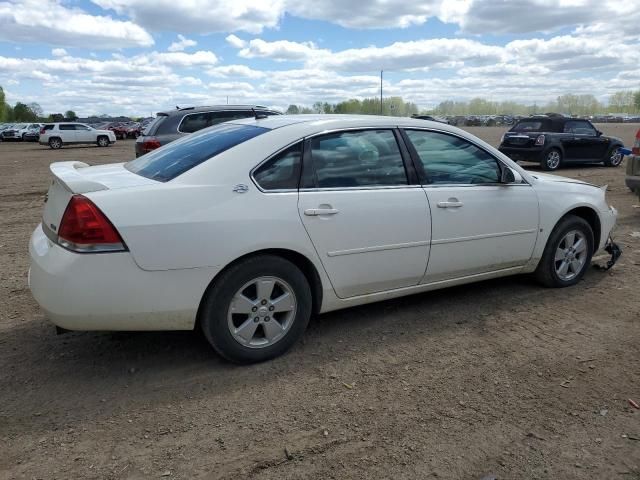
633,129 -> 640,155
142,137 -> 161,153
57,195 -> 126,253
535,134 -> 545,146
40,128 -> 46,134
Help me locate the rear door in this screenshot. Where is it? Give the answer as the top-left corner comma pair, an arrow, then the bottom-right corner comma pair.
297,128 -> 431,298
58,124 -> 77,143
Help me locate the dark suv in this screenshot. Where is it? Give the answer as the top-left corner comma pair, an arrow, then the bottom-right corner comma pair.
135,105 -> 281,157
498,115 -> 624,171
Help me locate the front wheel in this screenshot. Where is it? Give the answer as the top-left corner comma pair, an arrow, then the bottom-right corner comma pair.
541,148 -> 562,171
604,146 -> 623,167
97,136 -> 109,147
535,215 -> 594,288
200,255 -> 312,363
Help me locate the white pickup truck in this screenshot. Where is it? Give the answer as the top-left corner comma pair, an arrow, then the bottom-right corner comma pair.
39,123 -> 116,149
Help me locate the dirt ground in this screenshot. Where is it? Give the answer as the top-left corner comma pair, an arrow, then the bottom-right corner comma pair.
1,125 -> 639,480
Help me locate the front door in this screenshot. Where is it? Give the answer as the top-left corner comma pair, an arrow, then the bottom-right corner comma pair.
563,120 -> 609,160
298,129 -> 431,298
402,129 -> 539,283
74,124 -> 94,143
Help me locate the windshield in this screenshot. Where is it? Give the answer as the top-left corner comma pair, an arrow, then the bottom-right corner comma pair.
126,123 -> 269,182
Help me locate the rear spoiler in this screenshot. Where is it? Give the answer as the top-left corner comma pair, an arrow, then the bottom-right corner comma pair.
50,161 -> 109,194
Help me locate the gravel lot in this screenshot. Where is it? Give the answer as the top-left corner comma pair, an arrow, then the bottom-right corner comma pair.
1,125 -> 639,480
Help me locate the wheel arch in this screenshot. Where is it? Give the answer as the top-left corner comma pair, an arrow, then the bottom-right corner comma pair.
195,248 -> 324,330
558,206 -> 601,253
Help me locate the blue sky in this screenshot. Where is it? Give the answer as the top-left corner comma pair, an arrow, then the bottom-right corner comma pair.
0,0 -> 637,116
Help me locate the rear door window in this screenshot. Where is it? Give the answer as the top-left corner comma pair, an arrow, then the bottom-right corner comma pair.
59,124 -> 75,131
126,123 -> 269,182
309,130 -> 407,188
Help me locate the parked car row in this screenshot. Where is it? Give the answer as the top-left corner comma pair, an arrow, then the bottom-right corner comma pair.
0,123 -> 43,141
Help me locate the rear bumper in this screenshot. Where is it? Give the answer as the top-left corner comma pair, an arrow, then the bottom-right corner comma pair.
28,224 -> 217,331
499,146 -> 544,162
626,175 -> 640,191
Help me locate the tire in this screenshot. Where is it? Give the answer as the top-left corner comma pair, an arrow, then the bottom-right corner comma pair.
48,137 -> 62,149
200,255 -> 312,364
604,146 -> 623,167
97,136 -> 109,147
535,215 -> 594,288
541,148 -> 562,171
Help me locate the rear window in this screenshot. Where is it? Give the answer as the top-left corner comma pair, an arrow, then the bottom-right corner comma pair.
512,120 -> 545,132
126,123 -> 269,182
142,116 -> 166,135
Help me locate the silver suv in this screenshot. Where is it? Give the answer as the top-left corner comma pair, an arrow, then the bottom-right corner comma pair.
134,105 -> 281,157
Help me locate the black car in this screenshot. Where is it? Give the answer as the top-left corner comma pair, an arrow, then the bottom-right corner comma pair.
135,105 -> 281,157
498,115 -> 624,171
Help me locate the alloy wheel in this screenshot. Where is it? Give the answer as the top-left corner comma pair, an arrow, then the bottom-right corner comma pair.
546,150 -> 561,169
227,276 -> 297,348
554,230 -> 588,281
609,150 -> 622,166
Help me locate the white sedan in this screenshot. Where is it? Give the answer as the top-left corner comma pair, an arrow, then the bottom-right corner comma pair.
29,115 -> 619,363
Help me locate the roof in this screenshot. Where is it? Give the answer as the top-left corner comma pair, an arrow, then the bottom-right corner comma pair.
229,114 -> 458,132
158,105 -> 276,116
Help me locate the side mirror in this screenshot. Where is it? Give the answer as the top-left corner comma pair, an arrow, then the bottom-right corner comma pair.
500,167 -> 522,184
596,130 -> 603,136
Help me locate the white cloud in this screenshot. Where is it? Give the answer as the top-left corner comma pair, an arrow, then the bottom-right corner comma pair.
168,34 -> 197,52
92,0 -> 285,34
286,0 -> 444,29
0,0 -> 153,48
207,64 -> 265,79
226,34 -> 247,49
238,39 -> 327,62
51,48 -> 67,57
312,38 -> 504,72
148,50 -> 218,67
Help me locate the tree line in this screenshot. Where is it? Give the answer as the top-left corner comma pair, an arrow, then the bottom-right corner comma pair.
286,97 -> 419,117
431,91 -> 640,117
0,86 -> 77,123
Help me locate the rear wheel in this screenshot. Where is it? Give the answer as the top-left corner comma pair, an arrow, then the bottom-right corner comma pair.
535,215 -> 594,288
541,148 -> 562,171
200,255 -> 312,363
604,146 -> 623,167
97,136 -> 109,147
48,137 -> 62,149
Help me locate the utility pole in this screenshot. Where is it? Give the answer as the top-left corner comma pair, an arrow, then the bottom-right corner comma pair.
226,96 -> 229,105
380,70 -> 383,115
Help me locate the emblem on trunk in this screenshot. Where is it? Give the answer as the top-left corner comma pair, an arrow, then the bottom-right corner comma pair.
233,184 -> 249,193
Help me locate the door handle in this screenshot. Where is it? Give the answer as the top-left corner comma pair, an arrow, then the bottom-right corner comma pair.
437,201 -> 463,208
304,208 -> 339,216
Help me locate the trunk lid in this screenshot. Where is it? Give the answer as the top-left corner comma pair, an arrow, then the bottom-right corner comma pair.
502,132 -> 538,147
43,161 -> 157,234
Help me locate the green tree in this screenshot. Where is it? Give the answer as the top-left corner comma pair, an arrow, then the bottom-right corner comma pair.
285,104 -> 300,114
29,102 -> 43,119
65,110 -> 78,120
634,91 -> 640,112
0,86 -> 6,122
12,102 -> 37,121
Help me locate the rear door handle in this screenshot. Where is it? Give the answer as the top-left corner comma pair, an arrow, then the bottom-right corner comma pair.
437,201 -> 463,208
304,208 -> 339,216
